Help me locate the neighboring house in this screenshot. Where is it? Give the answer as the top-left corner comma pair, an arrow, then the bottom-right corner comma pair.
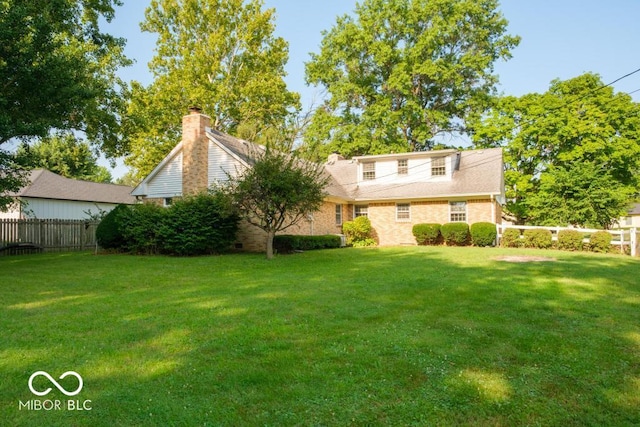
620,203 -> 640,228
132,109 -> 505,250
1,169 -> 135,220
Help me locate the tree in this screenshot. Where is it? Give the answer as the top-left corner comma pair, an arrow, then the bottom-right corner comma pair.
0,0 -> 130,208
471,73 -> 640,227
301,0 -> 519,161
225,148 -> 329,259
123,0 -> 300,181
15,134 -> 113,183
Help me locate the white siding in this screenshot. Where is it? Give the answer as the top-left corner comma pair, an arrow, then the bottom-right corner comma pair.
21,198 -> 123,220
357,155 -> 453,185
208,141 -> 246,184
146,152 -> 183,198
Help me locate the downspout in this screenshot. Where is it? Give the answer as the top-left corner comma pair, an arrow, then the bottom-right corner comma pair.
491,194 -> 496,223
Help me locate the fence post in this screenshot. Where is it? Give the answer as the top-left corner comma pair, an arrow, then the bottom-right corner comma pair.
631,227 -> 637,257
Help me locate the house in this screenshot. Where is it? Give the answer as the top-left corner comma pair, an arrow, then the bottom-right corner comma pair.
132,109 -> 504,250
1,169 -> 136,220
620,203 -> 640,228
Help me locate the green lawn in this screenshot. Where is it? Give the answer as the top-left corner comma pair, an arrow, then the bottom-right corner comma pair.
1,247 -> 639,426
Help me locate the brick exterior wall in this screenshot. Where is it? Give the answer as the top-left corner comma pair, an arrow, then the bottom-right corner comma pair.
182,111 -> 210,195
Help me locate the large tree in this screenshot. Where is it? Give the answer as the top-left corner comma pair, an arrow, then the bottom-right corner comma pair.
302,0 -> 519,160
124,0 -> 300,180
471,73 -> 640,228
224,148 -> 328,259
0,0 -> 130,208
15,134 -> 113,183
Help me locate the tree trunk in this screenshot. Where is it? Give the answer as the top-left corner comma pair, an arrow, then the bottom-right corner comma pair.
265,230 -> 276,259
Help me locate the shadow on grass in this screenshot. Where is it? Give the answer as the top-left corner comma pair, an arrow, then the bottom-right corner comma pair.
0,248 -> 639,426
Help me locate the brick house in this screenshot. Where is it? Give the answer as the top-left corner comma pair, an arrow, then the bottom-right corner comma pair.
131,109 -> 504,250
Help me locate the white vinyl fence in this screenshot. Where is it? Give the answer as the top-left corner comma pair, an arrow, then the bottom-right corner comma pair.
496,224 -> 640,257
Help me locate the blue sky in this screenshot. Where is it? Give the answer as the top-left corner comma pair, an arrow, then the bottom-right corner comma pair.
102,0 -> 640,177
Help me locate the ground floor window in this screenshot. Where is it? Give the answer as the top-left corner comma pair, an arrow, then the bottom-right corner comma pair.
335,204 -> 343,225
396,203 -> 410,221
449,201 -> 467,222
355,205 -> 368,218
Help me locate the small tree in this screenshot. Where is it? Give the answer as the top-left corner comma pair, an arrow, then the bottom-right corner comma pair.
226,148 -> 329,259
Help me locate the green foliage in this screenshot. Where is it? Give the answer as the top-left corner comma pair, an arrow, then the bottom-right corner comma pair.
343,216 -> 376,247
412,223 -> 441,245
523,229 -> 553,249
15,134 -> 113,183
557,230 -> 584,251
273,235 -> 342,253
158,193 -> 239,256
589,231 -> 612,253
302,0 -> 519,160
119,203 -> 166,255
471,73 -> 640,227
500,228 -> 522,248
123,0 -> 300,180
470,222 -> 497,247
225,147 -> 329,258
441,222 -> 470,246
0,150 -> 28,211
96,204 -> 129,250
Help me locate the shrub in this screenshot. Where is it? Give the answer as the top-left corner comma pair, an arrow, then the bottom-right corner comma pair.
523,229 -> 552,249
557,229 -> 583,251
500,228 -> 521,248
412,223 -> 441,245
96,204 -> 129,250
343,216 -> 376,247
273,235 -> 342,253
470,222 -> 497,247
158,192 -> 239,256
589,231 -> 612,253
119,203 -> 166,254
440,222 -> 470,246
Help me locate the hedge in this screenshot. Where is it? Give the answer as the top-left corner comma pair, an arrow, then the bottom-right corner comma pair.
589,231 -> 612,253
343,216 -> 376,247
557,229 -> 583,251
95,204 -> 129,249
273,235 -> 342,253
441,222 -> 470,246
470,222 -> 497,247
412,223 -> 441,245
523,229 -> 553,249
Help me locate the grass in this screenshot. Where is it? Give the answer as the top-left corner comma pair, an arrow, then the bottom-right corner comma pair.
1,246 -> 639,426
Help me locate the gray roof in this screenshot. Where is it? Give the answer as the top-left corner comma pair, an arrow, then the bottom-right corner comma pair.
628,203 -> 640,215
14,169 -> 135,204
323,148 -> 503,201
207,128 -> 265,165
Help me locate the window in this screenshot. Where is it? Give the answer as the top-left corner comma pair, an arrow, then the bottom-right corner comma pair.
431,157 -> 446,176
449,201 -> 467,222
335,204 -> 343,225
163,197 -> 173,207
355,205 -> 369,218
396,203 -> 410,221
397,159 -> 408,175
363,162 -> 376,180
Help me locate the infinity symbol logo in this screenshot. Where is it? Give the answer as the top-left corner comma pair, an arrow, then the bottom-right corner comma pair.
28,371 -> 83,397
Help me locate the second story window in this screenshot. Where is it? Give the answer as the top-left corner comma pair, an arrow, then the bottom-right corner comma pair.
363,162 -> 376,180
397,159 -> 408,175
431,157 -> 446,176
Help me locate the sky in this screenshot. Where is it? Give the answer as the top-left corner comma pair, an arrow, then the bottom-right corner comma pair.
101,0 -> 640,178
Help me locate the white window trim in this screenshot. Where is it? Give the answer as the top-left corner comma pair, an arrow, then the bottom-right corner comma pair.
449,201 -> 467,222
431,157 -> 446,176
396,203 -> 411,221
335,204 -> 343,225
355,205 -> 369,218
397,159 -> 408,175
362,162 -> 376,180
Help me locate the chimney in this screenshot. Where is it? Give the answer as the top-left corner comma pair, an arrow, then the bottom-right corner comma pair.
182,107 -> 210,195
327,152 -> 345,164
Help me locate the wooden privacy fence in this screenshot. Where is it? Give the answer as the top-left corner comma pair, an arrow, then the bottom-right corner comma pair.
496,224 -> 640,257
0,219 -> 99,254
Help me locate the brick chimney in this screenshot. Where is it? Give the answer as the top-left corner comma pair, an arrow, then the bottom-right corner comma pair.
182,107 -> 210,195
327,152 -> 345,164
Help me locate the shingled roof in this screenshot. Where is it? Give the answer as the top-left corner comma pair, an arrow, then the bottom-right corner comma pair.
13,169 -> 135,204
322,148 -> 503,201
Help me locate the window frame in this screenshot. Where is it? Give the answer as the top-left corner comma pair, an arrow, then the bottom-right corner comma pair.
396,203 -> 411,221
431,157 -> 446,176
397,159 -> 408,175
449,201 -> 467,222
335,204 -> 343,225
354,205 -> 369,218
362,162 -> 376,180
